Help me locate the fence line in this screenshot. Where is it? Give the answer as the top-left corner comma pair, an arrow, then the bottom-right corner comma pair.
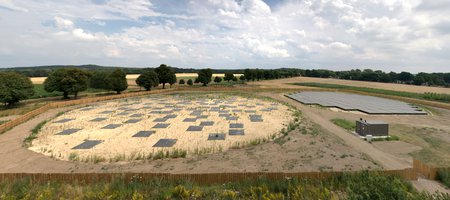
0,169 -> 418,185
0,89 -> 175,133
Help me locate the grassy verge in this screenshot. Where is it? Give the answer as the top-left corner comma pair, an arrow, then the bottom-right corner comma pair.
0,171 -> 446,199
331,118 -> 355,131
293,82 -> 450,103
437,169 -> 450,188
391,124 -> 450,167
23,120 -> 47,147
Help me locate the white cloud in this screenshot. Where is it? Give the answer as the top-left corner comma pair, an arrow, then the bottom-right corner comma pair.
0,0 -> 449,72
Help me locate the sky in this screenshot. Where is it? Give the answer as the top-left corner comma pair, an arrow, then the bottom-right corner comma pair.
0,0 -> 450,73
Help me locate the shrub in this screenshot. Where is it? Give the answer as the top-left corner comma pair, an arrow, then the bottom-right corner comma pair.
331,118 -> 355,131
44,68 -> 90,99
214,76 -> 222,83
0,72 -> 35,105
135,70 -> 159,91
224,73 -> 234,82
179,79 -> 185,84
239,75 -> 246,81
437,169 -> 450,188
232,77 -> 238,82
187,79 -> 193,86
107,69 -> 128,94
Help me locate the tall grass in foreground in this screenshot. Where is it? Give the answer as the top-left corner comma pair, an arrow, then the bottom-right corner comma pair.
293,82 -> 450,103
0,171 -> 448,199
438,169 -> 450,189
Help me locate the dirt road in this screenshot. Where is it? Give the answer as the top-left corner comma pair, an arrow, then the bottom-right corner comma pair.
249,77 -> 450,94
264,92 -> 411,170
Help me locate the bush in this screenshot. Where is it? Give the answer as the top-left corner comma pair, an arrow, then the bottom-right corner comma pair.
179,79 -> 185,84
214,76 -> 222,83
437,169 -> 450,188
155,64 -> 176,89
89,71 -> 110,90
224,73 -> 234,82
107,69 -> 128,94
232,77 -> 238,82
331,118 -> 355,131
0,72 -> 35,105
187,79 -> 193,86
44,68 -> 90,99
197,68 -> 213,86
135,70 -> 159,91
239,75 -> 246,81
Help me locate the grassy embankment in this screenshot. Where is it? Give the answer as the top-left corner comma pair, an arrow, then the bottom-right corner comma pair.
391,125 -> 450,167
293,82 -> 450,103
0,171 -> 448,199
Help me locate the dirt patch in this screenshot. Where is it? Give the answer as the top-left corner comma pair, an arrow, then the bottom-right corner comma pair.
412,178 -> 450,195
250,77 -> 450,94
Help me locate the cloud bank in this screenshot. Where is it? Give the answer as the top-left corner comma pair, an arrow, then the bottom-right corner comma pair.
0,0 -> 449,72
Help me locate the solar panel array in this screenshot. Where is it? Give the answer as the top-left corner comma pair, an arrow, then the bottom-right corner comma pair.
286,92 -> 427,115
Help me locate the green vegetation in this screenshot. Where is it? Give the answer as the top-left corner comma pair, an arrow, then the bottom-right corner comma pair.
197,68 -> 213,86
437,169 -> 450,188
32,84 -> 107,99
0,72 -> 35,106
224,72 -> 234,82
155,64 -> 176,89
214,76 -> 223,83
331,118 -> 356,131
0,120 -> 9,125
107,69 -> 128,94
23,120 -> 47,147
187,79 -> 193,86
178,79 -> 185,84
44,68 -> 91,99
135,69 -> 159,91
0,171 -> 447,199
391,125 -> 450,167
294,82 -> 450,103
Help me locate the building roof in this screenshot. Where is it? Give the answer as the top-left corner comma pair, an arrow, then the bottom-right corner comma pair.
359,120 -> 387,125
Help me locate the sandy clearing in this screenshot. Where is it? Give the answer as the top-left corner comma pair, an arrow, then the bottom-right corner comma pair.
29,95 -> 291,161
412,178 -> 450,195
249,77 -> 450,94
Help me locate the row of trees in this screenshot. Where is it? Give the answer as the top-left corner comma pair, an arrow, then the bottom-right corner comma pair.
302,69 -> 450,87
243,68 -> 302,81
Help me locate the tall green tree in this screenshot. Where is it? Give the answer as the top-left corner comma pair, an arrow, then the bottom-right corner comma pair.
155,64 -> 175,89
244,69 -> 252,81
107,69 -> 128,94
89,71 -> 110,89
223,73 -> 234,82
168,73 -> 177,88
197,68 -> 213,86
135,69 -> 159,91
0,72 -> 35,105
44,68 -> 90,99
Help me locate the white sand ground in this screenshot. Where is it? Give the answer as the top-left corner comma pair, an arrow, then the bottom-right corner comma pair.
29,95 -> 292,161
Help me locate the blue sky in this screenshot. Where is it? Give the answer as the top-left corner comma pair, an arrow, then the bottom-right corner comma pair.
0,0 -> 449,72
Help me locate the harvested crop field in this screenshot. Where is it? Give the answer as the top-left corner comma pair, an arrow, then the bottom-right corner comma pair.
250,77 -> 450,94
29,94 -> 292,161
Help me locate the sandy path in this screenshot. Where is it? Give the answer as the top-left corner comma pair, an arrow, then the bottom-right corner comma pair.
249,77 -> 450,94
412,178 -> 450,194
263,92 -> 411,170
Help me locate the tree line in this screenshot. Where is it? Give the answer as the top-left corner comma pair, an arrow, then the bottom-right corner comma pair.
301,69 -> 450,87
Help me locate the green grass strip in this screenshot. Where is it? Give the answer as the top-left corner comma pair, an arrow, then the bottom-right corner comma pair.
293,82 -> 450,103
